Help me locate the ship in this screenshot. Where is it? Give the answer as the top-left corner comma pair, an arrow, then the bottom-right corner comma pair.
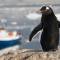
0,27 -> 22,50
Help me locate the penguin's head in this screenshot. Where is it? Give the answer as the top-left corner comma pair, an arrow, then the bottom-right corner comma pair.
38,6 -> 54,15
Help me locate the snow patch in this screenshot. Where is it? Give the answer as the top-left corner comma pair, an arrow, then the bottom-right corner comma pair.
26,12 -> 41,20
56,14 -> 60,21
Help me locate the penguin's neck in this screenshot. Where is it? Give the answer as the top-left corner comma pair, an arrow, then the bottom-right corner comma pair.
42,12 -> 55,20
43,12 -> 55,17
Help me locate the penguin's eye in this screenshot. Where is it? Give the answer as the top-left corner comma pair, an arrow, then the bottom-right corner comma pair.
46,7 -> 49,10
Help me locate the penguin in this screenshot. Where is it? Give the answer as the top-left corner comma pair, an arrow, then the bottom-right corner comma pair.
29,6 -> 60,51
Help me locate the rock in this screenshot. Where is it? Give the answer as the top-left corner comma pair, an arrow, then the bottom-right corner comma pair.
0,49 -> 60,60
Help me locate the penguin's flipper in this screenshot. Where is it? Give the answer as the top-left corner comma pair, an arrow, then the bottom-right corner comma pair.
29,22 -> 43,41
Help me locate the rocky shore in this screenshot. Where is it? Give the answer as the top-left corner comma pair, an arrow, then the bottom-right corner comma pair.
0,49 -> 60,60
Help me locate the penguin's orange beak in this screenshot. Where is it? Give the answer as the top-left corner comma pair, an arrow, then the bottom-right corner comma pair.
40,8 -> 49,13
36,9 -> 41,14
36,9 -> 46,14
36,8 -> 48,14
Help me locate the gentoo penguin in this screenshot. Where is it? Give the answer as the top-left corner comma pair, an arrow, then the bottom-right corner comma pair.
29,6 -> 60,51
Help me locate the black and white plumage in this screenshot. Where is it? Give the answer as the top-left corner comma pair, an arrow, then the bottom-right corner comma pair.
29,6 -> 60,51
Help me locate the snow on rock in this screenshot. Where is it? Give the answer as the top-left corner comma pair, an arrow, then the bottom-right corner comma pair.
56,14 -> 60,21
26,12 -> 41,20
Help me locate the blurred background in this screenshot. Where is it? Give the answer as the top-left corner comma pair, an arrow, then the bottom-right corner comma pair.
0,0 -> 60,6
0,0 -> 60,50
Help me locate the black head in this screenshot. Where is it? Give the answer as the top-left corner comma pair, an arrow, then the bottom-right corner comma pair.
40,6 -> 54,15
